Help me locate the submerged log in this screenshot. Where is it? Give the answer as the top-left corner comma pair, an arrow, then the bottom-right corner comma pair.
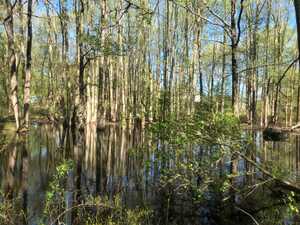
262,127 -> 289,141
237,152 -> 300,194
291,123 -> 300,130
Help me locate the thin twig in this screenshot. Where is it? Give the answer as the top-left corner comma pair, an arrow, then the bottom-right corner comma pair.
235,206 -> 260,225
49,203 -> 113,225
170,0 -> 231,35
203,0 -> 231,28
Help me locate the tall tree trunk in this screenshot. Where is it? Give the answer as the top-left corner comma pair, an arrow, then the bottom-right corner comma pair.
4,0 -> 20,130
248,3 -> 259,125
294,0 -> 300,122
59,0 -> 70,128
231,0 -> 239,116
262,0 -> 272,127
220,0 -> 227,112
23,0 -> 33,129
162,0 -> 169,120
17,0 -> 25,84
210,43 -> 216,107
73,0 -> 85,129
220,31 -> 226,113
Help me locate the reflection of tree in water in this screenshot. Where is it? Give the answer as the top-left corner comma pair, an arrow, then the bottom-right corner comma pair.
3,136 -> 17,199
3,125 -> 300,224
70,124 -> 152,206
0,135 -> 29,224
0,125 -> 63,224
84,123 -> 97,194
84,125 -> 151,205
20,136 -> 29,224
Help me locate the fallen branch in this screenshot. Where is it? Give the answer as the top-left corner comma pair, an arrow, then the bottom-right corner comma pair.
235,206 -> 260,225
236,151 -> 300,193
291,123 -> 300,130
49,203 -> 113,225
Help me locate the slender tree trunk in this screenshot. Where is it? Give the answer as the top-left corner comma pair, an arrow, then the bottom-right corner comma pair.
74,0 -> 85,101
17,0 -> 25,84
4,0 -> 20,130
162,0 -> 169,120
117,10 -> 126,124
169,4 -> 176,116
262,0 -> 271,127
248,4 -> 259,125
23,0 -> 33,129
231,0 -> 239,116
210,43 -> 216,107
73,0 -> 85,129
109,57 -> 116,122
195,5 -> 204,99
220,31 -> 226,113
294,0 -> 300,122
59,0 -> 70,128
197,32 -> 203,98
155,3 -> 161,121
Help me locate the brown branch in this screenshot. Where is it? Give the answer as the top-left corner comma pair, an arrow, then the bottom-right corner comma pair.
238,60 -> 294,74
123,0 -> 154,15
50,203 -> 113,225
203,0 -> 231,28
235,206 -> 260,225
276,56 -> 299,87
21,12 -> 50,20
170,0 -> 231,35
236,151 -> 300,193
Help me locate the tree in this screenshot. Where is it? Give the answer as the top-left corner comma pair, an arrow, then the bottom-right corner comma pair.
294,0 -> 300,122
4,0 -> 20,130
231,0 -> 244,116
23,0 -> 33,129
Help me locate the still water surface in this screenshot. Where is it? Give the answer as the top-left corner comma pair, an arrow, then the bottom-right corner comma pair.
1,123 -> 300,224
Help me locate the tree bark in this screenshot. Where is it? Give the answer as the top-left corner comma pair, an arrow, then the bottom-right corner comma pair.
162,0 -> 169,120
231,0 -> 239,116
4,0 -> 20,130
294,0 -> 300,122
23,0 -> 33,129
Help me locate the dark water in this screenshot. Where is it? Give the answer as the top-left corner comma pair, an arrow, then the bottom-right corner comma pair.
0,123 -> 160,225
1,123 -> 300,225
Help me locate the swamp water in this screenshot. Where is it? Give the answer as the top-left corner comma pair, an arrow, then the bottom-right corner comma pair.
1,123 -> 300,225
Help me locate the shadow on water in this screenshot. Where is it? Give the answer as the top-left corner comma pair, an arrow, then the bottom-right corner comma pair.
2,125 -> 300,224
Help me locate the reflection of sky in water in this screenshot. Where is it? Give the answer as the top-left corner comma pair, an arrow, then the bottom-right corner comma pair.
1,125 -> 300,224
41,147 -> 48,157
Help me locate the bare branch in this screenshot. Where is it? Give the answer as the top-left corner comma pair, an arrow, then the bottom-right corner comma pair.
235,206 -> 260,225
171,0 -> 231,35
203,0 -> 231,28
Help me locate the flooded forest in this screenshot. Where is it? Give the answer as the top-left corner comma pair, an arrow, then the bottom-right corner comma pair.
2,0 -> 300,224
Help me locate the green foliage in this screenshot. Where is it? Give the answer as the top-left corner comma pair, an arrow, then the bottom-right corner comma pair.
81,32 -> 125,57
0,190 -> 27,225
150,111 -> 241,149
43,160 -> 74,221
149,112 -> 244,212
82,195 -> 152,225
41,160 -> 152,225
286,191 -> 299,215
0,190 -> 13,225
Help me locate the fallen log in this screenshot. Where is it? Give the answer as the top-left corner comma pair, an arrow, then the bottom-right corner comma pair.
262,127 -> 289,141
236,151 -> 300,193
291,123 -> 300,131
